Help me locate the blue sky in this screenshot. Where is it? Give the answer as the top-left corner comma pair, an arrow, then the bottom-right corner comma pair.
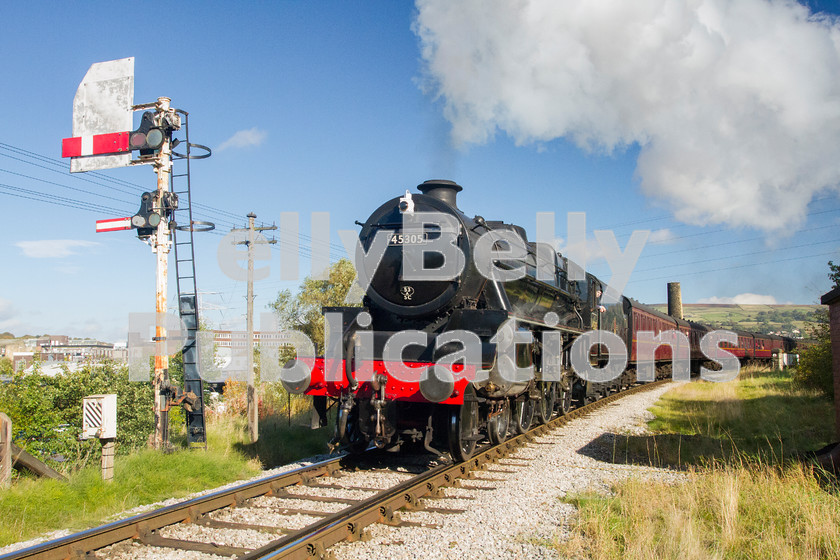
1,0 -> 839,342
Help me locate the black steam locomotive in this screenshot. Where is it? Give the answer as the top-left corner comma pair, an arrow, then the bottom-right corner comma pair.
303,180 -> 790,461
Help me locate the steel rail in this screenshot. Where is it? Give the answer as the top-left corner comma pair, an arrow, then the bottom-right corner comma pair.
241,379 -> 670,559
0,456 -> 344,560
2,379 -> 668,560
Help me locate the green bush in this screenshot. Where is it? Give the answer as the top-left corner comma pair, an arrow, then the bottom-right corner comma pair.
792,307 -> 833,399
793,338 -> 833,399
0,362 -> 156,472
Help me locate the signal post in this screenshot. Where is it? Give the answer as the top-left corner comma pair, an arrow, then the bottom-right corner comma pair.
62,59 -> 211,451
151,97 -> 174,448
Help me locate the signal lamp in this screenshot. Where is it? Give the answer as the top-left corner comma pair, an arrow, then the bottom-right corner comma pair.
132,191 -> 161,238
129,112 -> 167,153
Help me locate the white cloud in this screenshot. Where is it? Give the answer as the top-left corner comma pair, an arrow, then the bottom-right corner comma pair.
15,240 -> 99,258
648,228 -> 676,245
696,292 -> 783,304
217,127 -> 268,151
414,0 -> 840,232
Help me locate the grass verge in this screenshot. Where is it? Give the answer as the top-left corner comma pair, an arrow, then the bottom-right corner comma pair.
555,367 -> 840,560
611,366 -> 835,467
559,463 -> 840,560
0,410 -> 332,548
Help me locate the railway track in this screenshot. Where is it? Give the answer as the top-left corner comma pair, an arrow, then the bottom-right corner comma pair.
1,380 -> 667,560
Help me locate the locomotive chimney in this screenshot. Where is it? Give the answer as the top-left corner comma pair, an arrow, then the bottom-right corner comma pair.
667,282 -> 683,320
417,179 -> 463,208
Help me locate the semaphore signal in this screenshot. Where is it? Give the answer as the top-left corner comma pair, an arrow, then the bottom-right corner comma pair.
60,57 -> 213,452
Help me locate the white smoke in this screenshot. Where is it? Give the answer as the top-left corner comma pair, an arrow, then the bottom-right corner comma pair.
414,0 -> 840,232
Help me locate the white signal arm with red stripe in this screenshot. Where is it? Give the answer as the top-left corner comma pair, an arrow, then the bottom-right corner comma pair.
95,217 -> 133,233
62,131 -> 130,158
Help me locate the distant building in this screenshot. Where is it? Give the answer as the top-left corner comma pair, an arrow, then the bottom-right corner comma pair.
9,336 -> 127,373
212,330 -> 292,348
24,335 -> 69,350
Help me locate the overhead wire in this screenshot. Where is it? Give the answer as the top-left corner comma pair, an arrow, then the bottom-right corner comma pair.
0,142 -> 348,258
0,182 -> 125,214
627,250 -> 839,284
2,140 -> 837,290
637,223 -> 837,260
632,238 -> 840,274
0,142 -> 347,317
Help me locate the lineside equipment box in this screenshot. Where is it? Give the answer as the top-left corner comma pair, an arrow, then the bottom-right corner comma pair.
82,394 -> 117,439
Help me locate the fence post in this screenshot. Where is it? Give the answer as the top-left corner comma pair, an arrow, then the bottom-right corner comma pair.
101,438 -> 115,482
0,413 -> 11,487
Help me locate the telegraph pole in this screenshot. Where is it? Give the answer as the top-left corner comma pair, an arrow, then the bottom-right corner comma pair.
234,213 -> 276,442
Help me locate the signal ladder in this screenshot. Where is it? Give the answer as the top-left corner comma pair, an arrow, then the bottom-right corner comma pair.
170,109 -> 212,449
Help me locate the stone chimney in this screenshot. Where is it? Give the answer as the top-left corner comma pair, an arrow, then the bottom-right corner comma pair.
667,282 -> 683,320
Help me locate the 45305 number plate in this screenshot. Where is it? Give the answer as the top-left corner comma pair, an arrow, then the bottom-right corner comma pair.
389,232 -> 430,245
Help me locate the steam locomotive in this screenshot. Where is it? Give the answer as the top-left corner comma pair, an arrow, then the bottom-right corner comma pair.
301,180 -> 793,461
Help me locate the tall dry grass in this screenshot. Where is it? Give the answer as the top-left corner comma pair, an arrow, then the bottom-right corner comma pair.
560,463 -> 840,560
205,379 -> 333,468
557,367 -> 840,559
633,366 -> 835,467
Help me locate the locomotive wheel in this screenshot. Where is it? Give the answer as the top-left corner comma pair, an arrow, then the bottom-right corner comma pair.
449,385 -> 479,462
512,397 -> 535,434
487,401 -> 510,445
536,381 -> 556,424
557,381 -> 573,415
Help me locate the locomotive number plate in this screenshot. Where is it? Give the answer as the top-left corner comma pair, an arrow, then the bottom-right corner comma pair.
389,232 -> 429,245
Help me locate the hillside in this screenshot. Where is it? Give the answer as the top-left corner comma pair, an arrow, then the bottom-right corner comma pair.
648,304 -> 822,337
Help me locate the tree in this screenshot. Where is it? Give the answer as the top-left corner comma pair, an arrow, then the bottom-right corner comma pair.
829,260 -> 840,290
793,307 -> 832,398
0,362 -> 154,469
0,356 -> 12,377
793,262 -> 834,397
268,259 -> 359,354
